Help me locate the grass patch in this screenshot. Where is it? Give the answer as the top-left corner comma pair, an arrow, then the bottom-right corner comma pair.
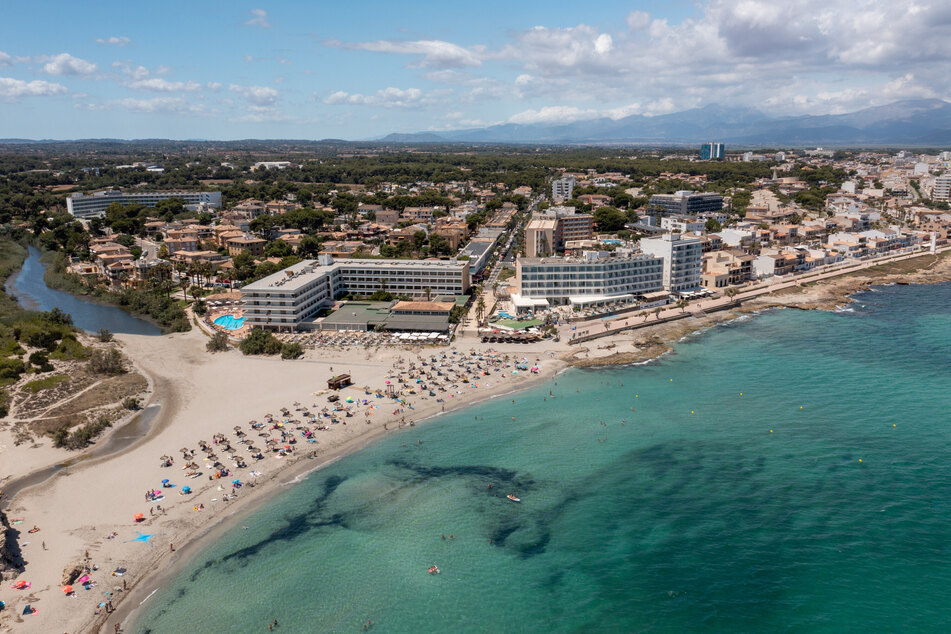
23,374 -> 69,393
492,318 -> 544,329
50,335 -> 88,361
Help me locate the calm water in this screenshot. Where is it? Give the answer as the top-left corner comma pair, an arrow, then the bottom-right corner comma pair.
136,282 -> 951,633
5,246 -> 160,335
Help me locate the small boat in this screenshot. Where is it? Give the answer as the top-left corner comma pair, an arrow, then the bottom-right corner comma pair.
428,565 -> 440,575
507,495 -> 520,502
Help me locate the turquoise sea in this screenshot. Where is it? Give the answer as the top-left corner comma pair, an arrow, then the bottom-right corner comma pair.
135,282 -> 951,633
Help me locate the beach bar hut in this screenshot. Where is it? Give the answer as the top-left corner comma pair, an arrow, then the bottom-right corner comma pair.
328,373 -> 352,390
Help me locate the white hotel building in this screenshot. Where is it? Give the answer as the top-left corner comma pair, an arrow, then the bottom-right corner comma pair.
515,251 -> 665,307
66,189 -> 222,219
240,255 -> 470,331
640,233 -> 704,292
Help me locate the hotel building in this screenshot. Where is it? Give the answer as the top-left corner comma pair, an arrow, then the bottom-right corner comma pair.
240,256 -> 470,330
639,233 -> 704,291
515,251 -> 664,306
67,189 -> 222,219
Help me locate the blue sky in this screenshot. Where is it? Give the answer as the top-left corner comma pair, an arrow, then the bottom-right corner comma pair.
0,1 -> 946,139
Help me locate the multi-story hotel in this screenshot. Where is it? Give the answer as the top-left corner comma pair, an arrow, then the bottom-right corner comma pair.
241,255 -> 470,330
66,189 -> 222,219
515,251 -> 664,306
640,233 -> 704,291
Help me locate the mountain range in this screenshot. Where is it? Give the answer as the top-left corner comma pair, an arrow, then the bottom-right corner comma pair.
381,99 -> 951,146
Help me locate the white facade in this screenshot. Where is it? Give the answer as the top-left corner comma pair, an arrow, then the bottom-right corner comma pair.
240,256 -> 470,330
516,251 -> 664,306
67,189 -> 222,219
934,175 -> 951,201
640,233 -> 703,291
551,177 -> 576,201
661,216 -> 705,233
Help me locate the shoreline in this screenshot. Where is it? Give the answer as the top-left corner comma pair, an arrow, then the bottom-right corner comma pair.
3,249 -> 950,633
113,361 -> 562,631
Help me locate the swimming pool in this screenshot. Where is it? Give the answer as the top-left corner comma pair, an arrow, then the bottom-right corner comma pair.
213,314 -> 245,330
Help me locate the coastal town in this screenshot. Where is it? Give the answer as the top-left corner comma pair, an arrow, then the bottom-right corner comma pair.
2,141 -> 951,633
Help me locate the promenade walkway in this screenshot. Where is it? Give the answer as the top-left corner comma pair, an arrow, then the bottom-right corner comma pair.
565,244 -> 950,345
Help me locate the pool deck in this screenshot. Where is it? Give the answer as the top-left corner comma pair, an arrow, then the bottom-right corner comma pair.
205,306 -> 250,339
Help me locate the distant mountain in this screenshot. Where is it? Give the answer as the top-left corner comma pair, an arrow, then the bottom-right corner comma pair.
380,132 -> 448,143
384,99 -> 951,146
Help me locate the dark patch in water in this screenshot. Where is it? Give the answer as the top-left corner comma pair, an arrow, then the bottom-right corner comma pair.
184,474 -> 350,582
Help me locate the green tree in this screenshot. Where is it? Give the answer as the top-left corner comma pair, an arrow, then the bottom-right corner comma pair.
592,206 -> 627,231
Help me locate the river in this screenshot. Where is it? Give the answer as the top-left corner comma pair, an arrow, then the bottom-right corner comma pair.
4,246 -> 161,336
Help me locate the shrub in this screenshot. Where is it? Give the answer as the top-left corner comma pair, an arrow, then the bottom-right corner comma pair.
97,329 -> 113,342
50,335 -> 88,361
88,348 -> 125,375
281,342 -> 303,359
122,396 -> 141,410
239,328 -> 283,355
28,351 -> 54,372
206,332 -> 229,353
60,416 -> 113,450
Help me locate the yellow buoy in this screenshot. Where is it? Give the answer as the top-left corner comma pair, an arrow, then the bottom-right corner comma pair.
670,378 -> 673,382
892,424 -> 896,427
770,429 -> 773,433
691,411 -> 694,414
739,392 -> 743,396
859,458 -> 863,462
799,406 -> 803,410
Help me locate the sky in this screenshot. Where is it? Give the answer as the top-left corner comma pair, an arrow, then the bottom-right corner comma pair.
0,0 -> 948,140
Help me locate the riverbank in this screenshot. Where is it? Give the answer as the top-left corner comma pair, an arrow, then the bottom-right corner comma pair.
38,249 -> 189,334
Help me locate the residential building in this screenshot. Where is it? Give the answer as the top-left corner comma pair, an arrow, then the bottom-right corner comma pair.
639,233 -> 704,292
67,189 -> 222,219
226,235 -> 266,256
700,142 -> 724,160
752,249 -> 804,278
375,209 -> 401,226
648,191 -> 724,216
515,251 -> 664,307
551,176 -> 576,201
934,174 -> 951,201
701,250 -> 754,289
660,216 -> 705,233
525,218 -> 557,257
240,256 -> 470,330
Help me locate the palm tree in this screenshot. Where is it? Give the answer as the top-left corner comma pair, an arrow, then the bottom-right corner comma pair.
424,286 -> 432,301
653,307 -> 662,320
725,287 -> 739,304
476,297 -> 486,325
677,299 -> 689,313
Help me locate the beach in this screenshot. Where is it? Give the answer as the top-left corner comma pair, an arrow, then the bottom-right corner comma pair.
0,328 -> 564,633
2,248 -> 950,633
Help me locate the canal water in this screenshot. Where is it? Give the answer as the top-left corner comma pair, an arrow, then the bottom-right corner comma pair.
5,246 -> 161,336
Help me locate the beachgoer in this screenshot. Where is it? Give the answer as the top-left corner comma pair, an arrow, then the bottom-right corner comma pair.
170,543 -> 175,552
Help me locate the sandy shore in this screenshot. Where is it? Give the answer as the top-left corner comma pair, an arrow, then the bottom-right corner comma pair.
2,248 -> 950,633
0,329 -> 565,633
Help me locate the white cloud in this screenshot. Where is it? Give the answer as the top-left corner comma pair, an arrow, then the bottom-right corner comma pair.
0,77 -> 67,101
229,84 -> 279,106
322,86 -> 444,108
245,9 -> 270,28
206,82 -> 222,91
327,38 -> 481,68
626,10 -> 651,31
0,51 -> 11,67
112,97 -> 209,115
125,78 -> 201,92
96,36 -> 130,47
40,53 -> 98,76
508,106 -> 598,125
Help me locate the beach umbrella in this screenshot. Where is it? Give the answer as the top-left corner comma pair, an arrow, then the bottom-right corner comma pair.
232,479 -> 241,484
14,580 -> 27,589
161,479 -> 169,484
78,575 -> 90,584
182,486 -> 192,494
133,513 -> 145,522
62,585 -> 73,594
